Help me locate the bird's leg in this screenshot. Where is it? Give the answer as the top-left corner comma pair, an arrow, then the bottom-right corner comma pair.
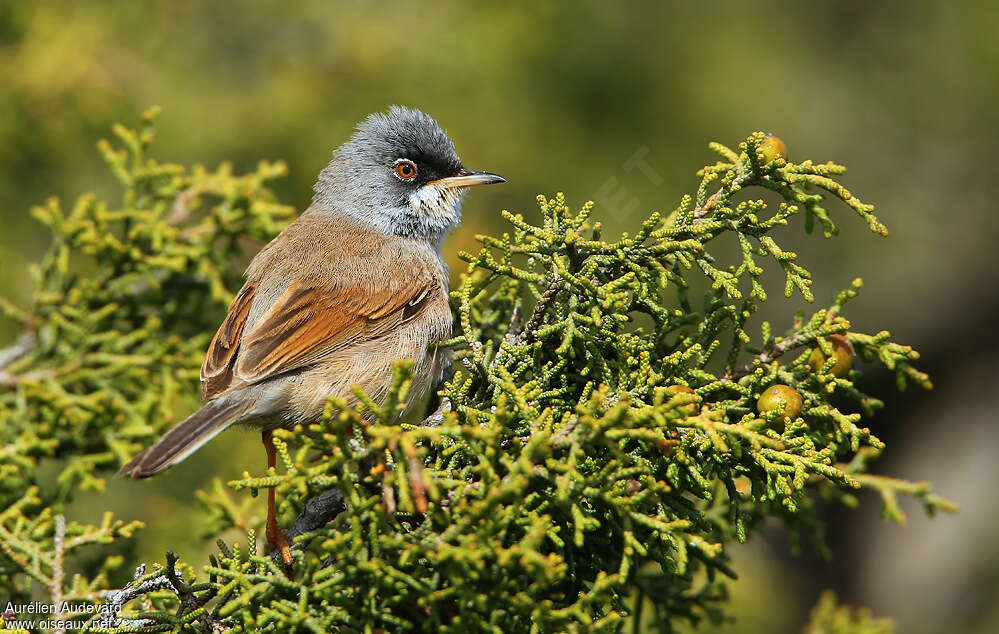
262,429 -> 293,567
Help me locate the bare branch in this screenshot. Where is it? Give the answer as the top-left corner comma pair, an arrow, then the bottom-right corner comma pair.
98,563 -> 180,629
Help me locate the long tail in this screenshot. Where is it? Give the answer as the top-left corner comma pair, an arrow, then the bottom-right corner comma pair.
116,393 -> 254,479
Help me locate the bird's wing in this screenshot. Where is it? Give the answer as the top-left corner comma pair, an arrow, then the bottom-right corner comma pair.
201,283 -> 256,399
201,272 -> 436,399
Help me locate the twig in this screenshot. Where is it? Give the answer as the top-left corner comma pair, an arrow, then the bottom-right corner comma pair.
99,552 -> 223,630
691,162 -> 757,221
846,471 -> 959,523
50,515 -> 66,634
519,274 -> 564,343
692,191 -> 723,220
166,185 -> 201,226
502,304 -> 523,345
551,416 -> 579,446
0,332 -> 44,387
481,304 -> 527,375
0,331 -> 35,371
269,488 -> 347,564
99,563 -> 182,628
722,330 -> 810,382
284,488 -> 346,541
421,398 -> 451,427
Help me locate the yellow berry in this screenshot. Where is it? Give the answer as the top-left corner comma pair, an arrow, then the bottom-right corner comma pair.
757,384 -> 802,422
666,385 -> 695,395
759,134 -> 788,164
807,334 -> 855,377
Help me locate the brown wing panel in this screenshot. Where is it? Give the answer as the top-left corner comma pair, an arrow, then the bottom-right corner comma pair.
231,277 -> 436,385
201,283 -> 255,399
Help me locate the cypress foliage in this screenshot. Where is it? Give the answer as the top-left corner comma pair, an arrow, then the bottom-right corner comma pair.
0,111 -> 954,632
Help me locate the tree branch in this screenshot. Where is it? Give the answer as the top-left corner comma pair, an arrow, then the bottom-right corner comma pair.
722,330 -> 810,382
0,331 -> 35,370
99,563 -> 187,629
0,332 -> 41,387
421,398 -> 451,427
269,487 -> 347,564
50,515 -> 66,634
519,274 -> 563,343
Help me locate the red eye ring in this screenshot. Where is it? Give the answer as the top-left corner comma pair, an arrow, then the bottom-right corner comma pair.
394,159 -> 418,180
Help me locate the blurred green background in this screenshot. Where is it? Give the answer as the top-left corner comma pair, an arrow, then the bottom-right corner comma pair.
2,1 -> 997,631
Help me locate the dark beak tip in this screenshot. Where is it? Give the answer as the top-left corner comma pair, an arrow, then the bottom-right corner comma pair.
461,168 -> 506,184
481,171 -> 506,185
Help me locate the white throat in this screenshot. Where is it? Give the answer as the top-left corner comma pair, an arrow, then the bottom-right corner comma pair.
407,183 -> 466,226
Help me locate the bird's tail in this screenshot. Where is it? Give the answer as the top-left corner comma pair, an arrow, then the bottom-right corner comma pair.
116,393 -> 254,479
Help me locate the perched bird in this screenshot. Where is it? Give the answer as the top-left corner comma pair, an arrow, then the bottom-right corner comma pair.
117,106 -> 505,564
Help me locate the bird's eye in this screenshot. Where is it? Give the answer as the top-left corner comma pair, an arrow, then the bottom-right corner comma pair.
394,159 -> 418,180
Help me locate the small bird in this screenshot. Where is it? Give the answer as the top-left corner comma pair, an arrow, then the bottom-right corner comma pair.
117,106 -> 505,564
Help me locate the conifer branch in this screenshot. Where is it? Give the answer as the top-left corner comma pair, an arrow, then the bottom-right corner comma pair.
0,116 -> 950,633
0,331 -> 34,371
99,564 -> 175,629
0,331 -> 36,386
723,330 -> 811,381
519,273 -> 564,343
49,515 -> 66,634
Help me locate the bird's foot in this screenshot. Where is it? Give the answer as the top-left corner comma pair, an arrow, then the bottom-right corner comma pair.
266,516 -> 293,568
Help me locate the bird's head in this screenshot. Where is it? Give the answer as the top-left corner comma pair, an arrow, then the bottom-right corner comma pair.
313,106 -> 505,244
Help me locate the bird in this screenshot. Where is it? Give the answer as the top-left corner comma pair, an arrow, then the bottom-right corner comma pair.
117,106 -> 505,565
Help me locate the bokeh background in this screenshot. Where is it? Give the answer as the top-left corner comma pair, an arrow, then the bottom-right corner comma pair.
2,1 -> 997,631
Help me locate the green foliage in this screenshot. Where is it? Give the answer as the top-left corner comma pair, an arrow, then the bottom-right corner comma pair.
803,591 -> 895,634
0,115 -> 954,633
0,108 -> 293,608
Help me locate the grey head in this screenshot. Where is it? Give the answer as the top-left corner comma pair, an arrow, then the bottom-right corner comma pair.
311,106 -> 505,245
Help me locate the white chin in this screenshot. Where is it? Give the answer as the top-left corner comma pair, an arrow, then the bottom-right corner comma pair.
408,183 -> 465,223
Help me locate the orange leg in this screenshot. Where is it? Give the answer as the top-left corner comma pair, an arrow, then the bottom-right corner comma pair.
262,430 -> 293,567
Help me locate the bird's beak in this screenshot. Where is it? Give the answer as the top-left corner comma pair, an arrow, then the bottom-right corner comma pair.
429,169 -> 506,190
